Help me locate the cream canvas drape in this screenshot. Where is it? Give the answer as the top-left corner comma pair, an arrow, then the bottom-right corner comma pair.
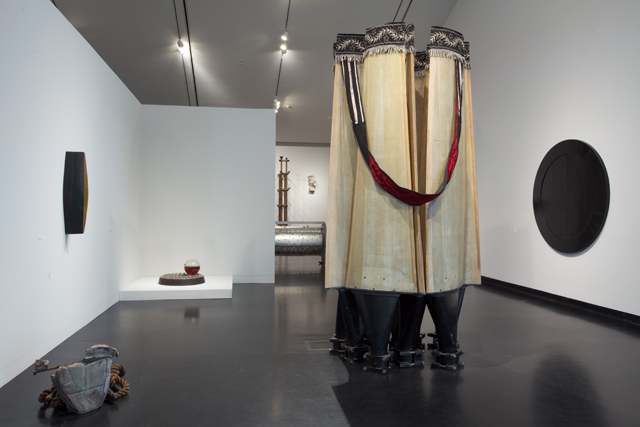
325,35 -> 362,294
325,24 -> 480,294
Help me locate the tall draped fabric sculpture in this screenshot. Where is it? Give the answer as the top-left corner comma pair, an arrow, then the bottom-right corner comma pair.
326,23 -> 480,373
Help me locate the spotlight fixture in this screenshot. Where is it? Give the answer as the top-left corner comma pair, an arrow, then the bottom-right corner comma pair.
177,40 -> 188,55
274,0 -> 291,114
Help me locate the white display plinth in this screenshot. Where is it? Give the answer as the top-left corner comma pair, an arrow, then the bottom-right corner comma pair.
120,276 -> 233,301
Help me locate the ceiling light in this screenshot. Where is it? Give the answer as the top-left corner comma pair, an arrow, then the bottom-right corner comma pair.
177,40 -> 188,55
280,44 -> 287,54
273,98 -> 281,113
281,31 -> 288,41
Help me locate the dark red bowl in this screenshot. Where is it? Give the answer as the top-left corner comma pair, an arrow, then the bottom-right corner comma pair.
184,266 -> 200,275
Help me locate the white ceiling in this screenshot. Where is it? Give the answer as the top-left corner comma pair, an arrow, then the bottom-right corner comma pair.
53,0 -> 458,144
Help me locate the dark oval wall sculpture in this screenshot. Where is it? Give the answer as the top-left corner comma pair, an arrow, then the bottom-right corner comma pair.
533,140 -> 609,254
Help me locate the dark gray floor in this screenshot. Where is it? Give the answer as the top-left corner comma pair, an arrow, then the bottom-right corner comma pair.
2,256 -> 640,426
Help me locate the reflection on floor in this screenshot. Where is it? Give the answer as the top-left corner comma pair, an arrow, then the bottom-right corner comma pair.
2,256 -> 640,426
275,255 -> 324,275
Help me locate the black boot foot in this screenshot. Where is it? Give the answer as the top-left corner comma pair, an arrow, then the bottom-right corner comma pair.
343,345 -> 368,364
362,353 -> 392,374
329,335 -> 346,355
430,349 -> 464,371
392,348 -> 425,368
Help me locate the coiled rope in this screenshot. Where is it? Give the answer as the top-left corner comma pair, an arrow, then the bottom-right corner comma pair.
109,364 -> 130,400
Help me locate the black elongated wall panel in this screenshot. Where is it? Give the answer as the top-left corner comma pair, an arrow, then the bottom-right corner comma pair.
63,152 -> 88,234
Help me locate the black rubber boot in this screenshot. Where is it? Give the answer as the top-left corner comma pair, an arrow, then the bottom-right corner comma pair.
425,287 -> 467,371
338,289 -> 367,364
392,294 -> 427,368
329,296 -> 347,355
352,290 -> 400,374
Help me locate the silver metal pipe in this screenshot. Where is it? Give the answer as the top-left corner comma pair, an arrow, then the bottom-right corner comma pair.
275,221 -> 326,262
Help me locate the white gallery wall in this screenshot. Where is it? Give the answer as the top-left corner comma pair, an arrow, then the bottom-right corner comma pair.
140,105 -> 275,283
0,1 -> 142,388
275,145 -> 330,222
446,0 -> 640,315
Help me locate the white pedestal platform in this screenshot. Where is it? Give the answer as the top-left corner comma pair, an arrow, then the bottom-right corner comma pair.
120,276 -> 233,301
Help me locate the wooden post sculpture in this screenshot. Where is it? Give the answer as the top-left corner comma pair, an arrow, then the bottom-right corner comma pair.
326,24 -> 480,373
277,156 -> 290,222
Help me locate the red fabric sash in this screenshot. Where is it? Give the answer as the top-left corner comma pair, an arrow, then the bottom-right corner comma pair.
341,58 -> 463,206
